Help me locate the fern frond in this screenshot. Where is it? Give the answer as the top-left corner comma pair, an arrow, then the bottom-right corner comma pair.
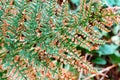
0,0 -> 120,79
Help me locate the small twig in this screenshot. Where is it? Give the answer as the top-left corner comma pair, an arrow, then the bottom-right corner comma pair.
84,64 -> 117,80
100,71 -> 108,80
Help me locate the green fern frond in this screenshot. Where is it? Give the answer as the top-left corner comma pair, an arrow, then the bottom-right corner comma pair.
0,0 -> 119,79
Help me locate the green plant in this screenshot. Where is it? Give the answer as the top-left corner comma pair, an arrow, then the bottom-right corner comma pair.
91,0 -> 120,68
0,0 -> 119,79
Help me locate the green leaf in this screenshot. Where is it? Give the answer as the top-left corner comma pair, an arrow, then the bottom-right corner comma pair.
98,44 -> 118,56
71,0 -> 80,5
107,0 -> 120,6
112,25 -> 120,34
0,72 -> 3,77
0,10 -> 3,18
106,0 -> 116,6
103,0 -> 120,6
110,54 -> 120,64
92,57 -> 107,65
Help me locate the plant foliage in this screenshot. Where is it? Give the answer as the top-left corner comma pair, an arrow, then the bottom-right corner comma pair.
0,0 -> 120,79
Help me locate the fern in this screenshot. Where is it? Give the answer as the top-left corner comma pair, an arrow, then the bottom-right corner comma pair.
0,0 -> 120,79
